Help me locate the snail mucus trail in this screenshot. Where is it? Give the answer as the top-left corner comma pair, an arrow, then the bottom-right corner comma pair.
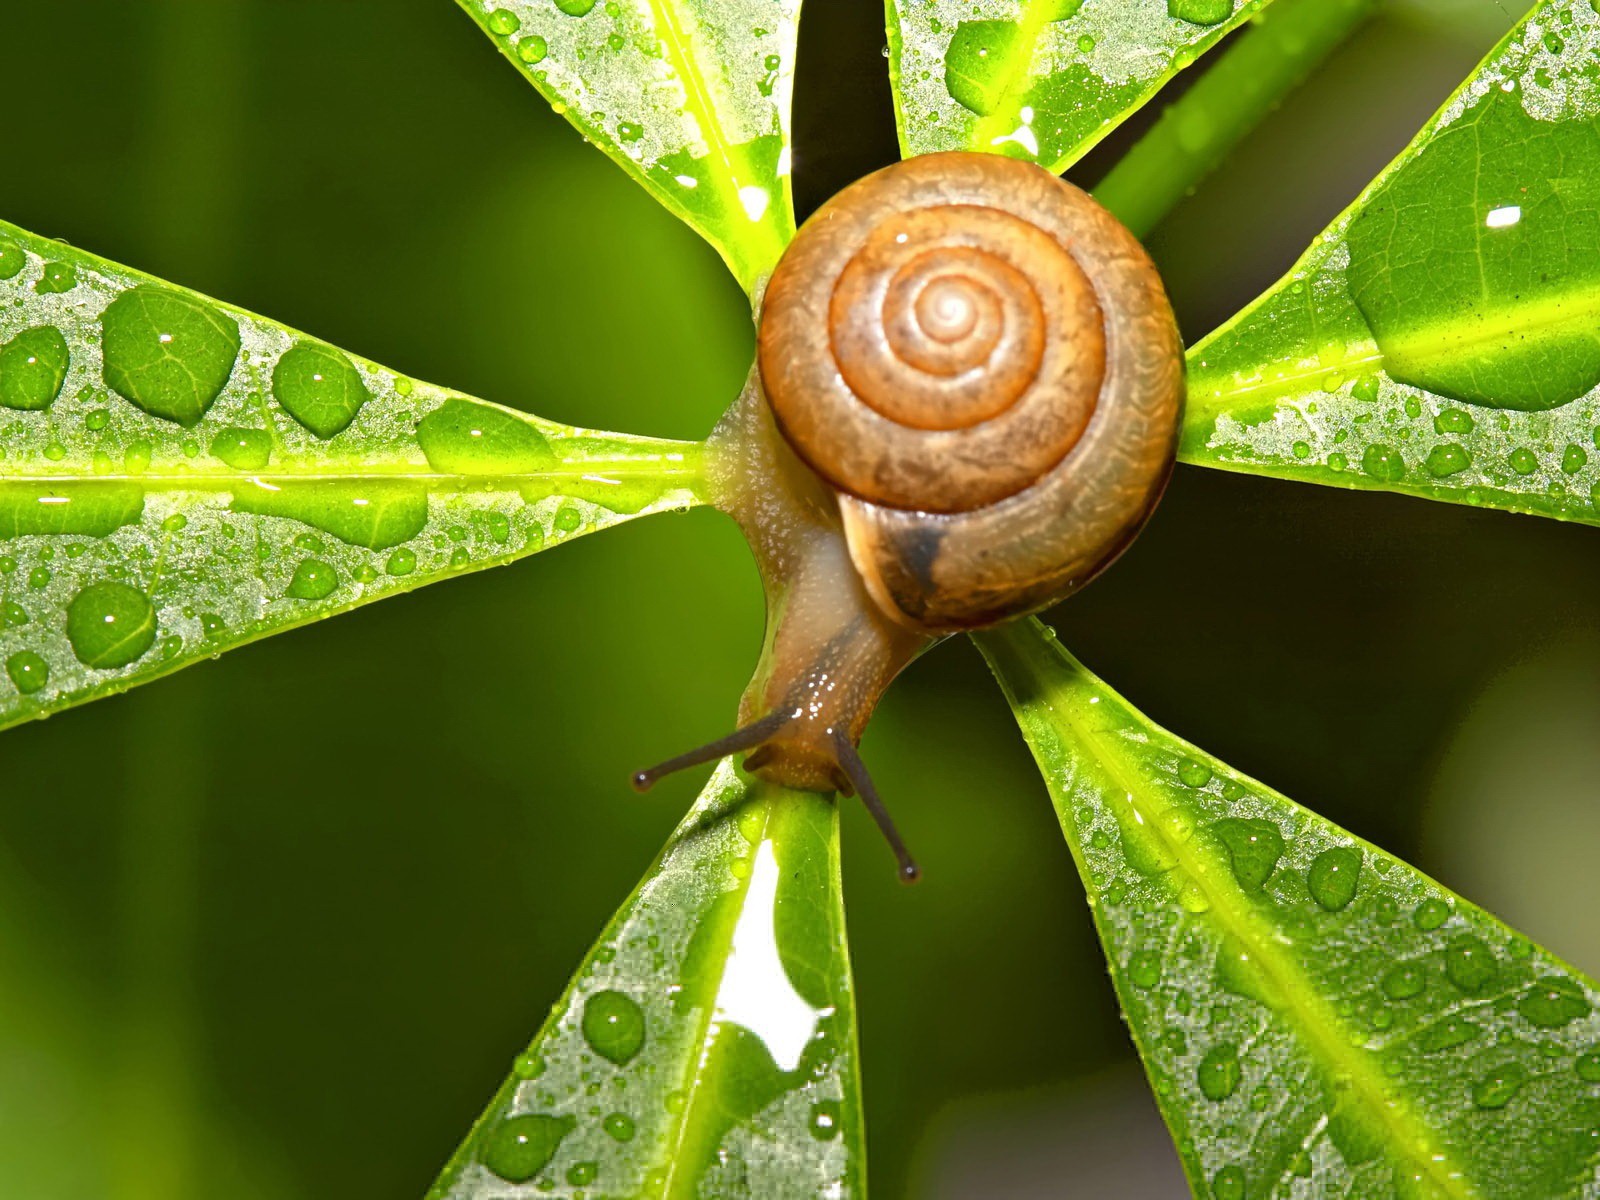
633,151 -> 1186,882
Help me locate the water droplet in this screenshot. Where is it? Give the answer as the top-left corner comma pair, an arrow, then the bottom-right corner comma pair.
0,241 -> 23,279
617,119 -> 644,142
84,409 -> 110,431
35,261 -> 77,294
1362,444 -> 1405,482
1128,949 -> 1161,989
1170,0 -> 1235,26
1575,1049 -> 1600,1082
1197,1042 -> 1241,1102
386,547 -> 417,576
582,990 -> 644,1065
1444,934 -> 1497,994
555,0 -> 597,13
6,650 -> 48,695
1509,447 -> 1540,475
1351,375 -> 1381,403
810,1099 -> 841,1140
942,20 -> 1023,116
1472,1062 -> 1527,1110
1382,964 -> 1426,1000
417,398 -> 554,474
3,602 -> 26,627
1177,759 -> 1212,788
554,505 -> 583,534
1307,846 -> 1361,910
1211,1163 -> 1245,1200
487,8 -> 521,34
209,427 -> 272,470
27,566 -> 50,590
1417,1015 -> 1480,1052
66,581 -> 157,669
0,481 -> 144,538
232,479 -> 427,551
480,1112 -> 574,1183
1424,444 -> 1470,478
0,326 -> 70,412
273,341 -> 370,438
1076,33 -> 1095,51
1412,898 -> 1450,931
566,1161 -> 598,1187
101,285 -> 241,426
1434,408 -> 1474,434
518,34 -> 549,63
602,1111 -> 635,1142
1519,977 -> 1591,1028
1208,818 -> 1284,891
199,612 -> 225,639
286,558 -> 338,601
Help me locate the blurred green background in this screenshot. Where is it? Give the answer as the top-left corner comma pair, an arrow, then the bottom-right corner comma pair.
1,2 -> 1597,1197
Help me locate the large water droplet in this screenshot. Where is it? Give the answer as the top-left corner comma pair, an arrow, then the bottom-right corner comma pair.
210,427 -> 272,470
943,20 -> 1022,116
1518,977 -> 1591,1028
1170,0 -> 1234,25
479,1112 -> 574,1183
1443,934 -> 1497,994
582,990 -> 645,1065
809,1099 -> 842,1140
5,650 -> 48,695
1381,963 -> 1426,1000
0,326 -> 70,412
417,398 -> 555,474
1197,1042 -> 1241,1102
0,482 -> 144,538
286,558 -> 338,601
1471,1062 -> 1527,1110
272,341 -> 370,438
66,581 -> 157,669
601,1112 -> 635,1142
1417,1015 -> 1480,1052
1306,846 -> 1361,910
1211,1163 -> 1245,1200
232,480 -> 427,551
101,285 -> 241,426
1362,444 -> 1406,482
1208,817 -> 1284,891
0,240 -> 23,280
35,262 -> 77,294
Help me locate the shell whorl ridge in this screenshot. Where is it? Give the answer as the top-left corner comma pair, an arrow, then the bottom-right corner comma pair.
757,151 -> 1185,634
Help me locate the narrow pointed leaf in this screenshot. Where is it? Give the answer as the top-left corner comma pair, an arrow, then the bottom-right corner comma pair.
886,0 -> 1278,173
457,0 -> 799,294
1184,0 -> 1600,528
979,618 -> 1600,1200
428,764 -> 863,1199
0,219 -> 702,731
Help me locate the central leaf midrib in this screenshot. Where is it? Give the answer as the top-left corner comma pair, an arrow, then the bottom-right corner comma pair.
1037,646 -> 1478,1199
0,462 -> 704,489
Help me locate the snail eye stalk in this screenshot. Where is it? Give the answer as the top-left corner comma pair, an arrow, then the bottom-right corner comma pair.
631,709 -> 790,793
630,713 -> 921,883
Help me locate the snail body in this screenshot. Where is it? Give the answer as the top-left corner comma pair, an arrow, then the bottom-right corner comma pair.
639,151 -> 1184,878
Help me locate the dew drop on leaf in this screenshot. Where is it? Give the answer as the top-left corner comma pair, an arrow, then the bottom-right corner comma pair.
386,547 -> 417,576
487,8 -> 520,34
565,1161 -> 598,1187
554,505 -> 583,534
1575,1049 -> 1600,1082
809,1099 -> 841,1140
101,285 -> 241,427
1412,898 -> 1450,931
582,990 -> 645,1065
1361,444 -> 1406,482
210,427 -> 272,470
601,1112 -> 635,1142
35,261 -> 77,294
66,581 -> 157,669
1443,934 -> 1498,994
1417,1015 -> 1481,1053
1306,846 -> 1361,911
0,326 -> 70,412
555,0 -> 597,14
1169,0 -> 1234,25
1211,1163 -> 1245,1200
0,240 -> 23,279
1197,1042 -> 1242,1102
1128,950 -> 1162,989
1381,963 -> 1427,1000
285,558 -> 338,601
1509,447 -> 1540,476
1208,818 -> 1284,891
272,341 -> 371,439
1471,1062 -> 1527,1110
518,34 -> 549,63
1518,977 -> 1591,1028
5,650 -> 48,695
1177,759 -> 1212,788
479,1112 -> 574,1183
1424,444 -> 1471,478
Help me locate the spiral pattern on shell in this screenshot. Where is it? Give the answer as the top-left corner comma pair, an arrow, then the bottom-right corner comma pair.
757,151 -> 1184,633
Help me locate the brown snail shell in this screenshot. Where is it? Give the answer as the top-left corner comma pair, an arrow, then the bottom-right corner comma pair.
757,150 -> 1184,632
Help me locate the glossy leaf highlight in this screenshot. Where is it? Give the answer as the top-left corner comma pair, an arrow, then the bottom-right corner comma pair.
1184,0 -> 1600,527
457,0 -> 799,293
979,619 -> 1600,1200
886,0 -> 1277,173
428,765 -> 864,1199
0,218 -> 702,731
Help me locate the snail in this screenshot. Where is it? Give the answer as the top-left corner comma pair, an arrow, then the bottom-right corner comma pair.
633,151 -> 1185,880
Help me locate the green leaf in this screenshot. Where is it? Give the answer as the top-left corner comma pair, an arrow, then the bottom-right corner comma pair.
1184,0 -> 1600,527
885,0 -> 1279,173
0,218 -> 703,731
457,0 -> 799,294
978,618 -> 1600,1200
427,765 -> 863,1199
